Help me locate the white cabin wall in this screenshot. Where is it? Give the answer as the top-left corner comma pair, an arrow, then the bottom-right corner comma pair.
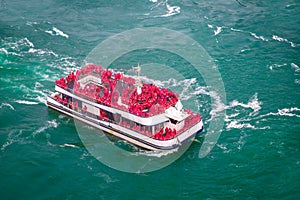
82,102 -> 100,116
165,120 -> 185,131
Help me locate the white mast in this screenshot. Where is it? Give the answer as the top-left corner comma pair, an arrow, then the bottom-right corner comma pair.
133,63 -> 142,95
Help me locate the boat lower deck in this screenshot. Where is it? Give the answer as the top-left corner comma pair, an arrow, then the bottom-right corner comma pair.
47,96 -> 204,151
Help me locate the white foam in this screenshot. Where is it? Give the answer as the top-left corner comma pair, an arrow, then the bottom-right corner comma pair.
216,144 -> 232,153
0,44 -> 20,56
28,48 -> 58,57
33,70 -> 51,80
134,147 -> 179,157
224,113 -> 240,122
272,35 -> 297,47
277,108 -> 300,117
52,27 -> 69,38
14,100 -> 38,105
17,82 -> 47,105
1,140 -> 14,151
148,0 -> 180,18
36,96 -> 47,105
230,27 -> 243,32
46,27 -> 69,38
19,84 -> 29,94
240,49 -> 250,53
214,26 -> 223,36
32,120 -> 59,137
227,120 -> 255,130
1,130 -> 24,151
162,1 -> 180,17
272,35 -> 285,42
228,93 -> 262,115
45,30 -> 55,36
286,4 -> 296,8
59,57 -> 77,67
258,107 -> 300,119
268,63 -> 287,71
19,84 -> 48,100
250,32 -> 268,41
34,81 -> 44,89
59,143 -> 79,148
179,82 -> 226,121
228,28 -> 298,47
15,84 -> 47,105
24,38 -> 34,48
5,37 -> 35,53
237,134 -> 247,151
291,63 -> 300,72
0,103 -> 15,111
26,21 -> 38,26
223,93 -> 273,130
226,119 -> 270,130
278,108 -> 299,117
178,78 -> 198,99
206,91 -> 226,120
208,24 -> 224,36
0,48 -> 8,55
95,173 -> 119,183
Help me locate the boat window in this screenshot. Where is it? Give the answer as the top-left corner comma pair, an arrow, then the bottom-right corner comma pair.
113,113 -> 121,123
153,123 -> 164,134
169,118 -> 179,124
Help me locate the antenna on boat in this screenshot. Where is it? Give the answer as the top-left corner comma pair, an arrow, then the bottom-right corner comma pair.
133,63 -> 142,95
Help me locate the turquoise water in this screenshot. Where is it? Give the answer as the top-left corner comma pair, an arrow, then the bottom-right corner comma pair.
1,0 -> 299,199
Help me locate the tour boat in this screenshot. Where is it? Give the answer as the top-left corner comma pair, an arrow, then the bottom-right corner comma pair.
46,64 -> 203,150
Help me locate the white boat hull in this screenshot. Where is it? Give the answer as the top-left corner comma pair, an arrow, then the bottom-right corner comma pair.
47,96 -> 204,151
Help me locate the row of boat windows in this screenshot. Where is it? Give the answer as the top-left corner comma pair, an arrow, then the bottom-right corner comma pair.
55,93 -> 167,135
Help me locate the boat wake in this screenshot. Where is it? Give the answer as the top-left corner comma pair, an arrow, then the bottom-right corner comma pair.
250,32 -> 269,41
272,35 -> 297,48
0,103 -> 15,111
268,62 -> 300,73
32,120 -> 59,137
45,27 -> 69,39
59,143 -> 79,149
224,93 -> 300,131
14,100 -> 39,105
268,62 -> 300,85
207,24 -> 224,36
146,0 -> 180,18
227,93 -> 261,116
14,82 -> 48,105
0,37 -> 59,60
205,22 -> 299,48
224,93 -> 270,130
291,63 -> 300,72
132,147 -> 179,157
258,107 -> 300,118
1,130 -> 24,152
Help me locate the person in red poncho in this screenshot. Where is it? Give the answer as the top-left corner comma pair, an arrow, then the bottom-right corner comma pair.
83,105 -> 87,114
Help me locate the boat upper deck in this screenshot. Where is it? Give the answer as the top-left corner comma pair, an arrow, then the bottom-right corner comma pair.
54,64 -> 195,126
